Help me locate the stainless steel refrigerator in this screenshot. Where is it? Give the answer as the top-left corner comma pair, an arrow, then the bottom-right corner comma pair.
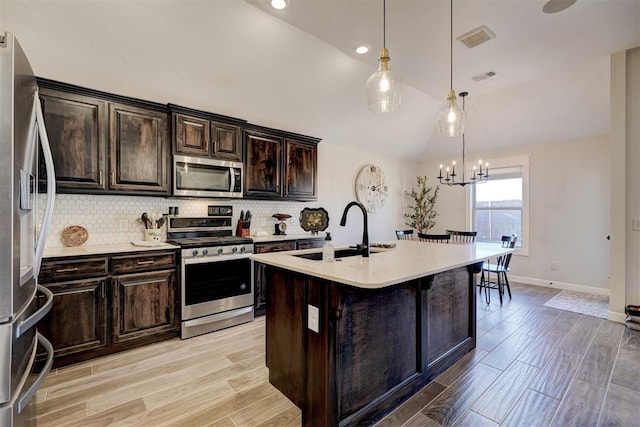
0,31 -> 57,426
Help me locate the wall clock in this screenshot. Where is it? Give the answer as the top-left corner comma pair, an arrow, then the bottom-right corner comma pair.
355,164 -> 388,212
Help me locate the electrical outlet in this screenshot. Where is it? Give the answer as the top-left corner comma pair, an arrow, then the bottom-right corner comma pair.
118,219 -> 128,232
308,304 -> 319,333
550,261 -> 557,270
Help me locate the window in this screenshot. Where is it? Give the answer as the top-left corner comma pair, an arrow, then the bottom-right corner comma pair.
470,155 -> 529,255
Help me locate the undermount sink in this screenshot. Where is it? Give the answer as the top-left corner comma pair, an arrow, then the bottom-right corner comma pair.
293,247 -> 378,261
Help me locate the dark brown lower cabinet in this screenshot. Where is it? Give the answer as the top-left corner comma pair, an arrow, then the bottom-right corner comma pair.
39,251 -> 178,367
112,270 -> 177,344
38,278 -> 108,358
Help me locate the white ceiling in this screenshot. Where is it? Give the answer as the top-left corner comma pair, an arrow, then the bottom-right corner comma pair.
2,0 -> 639,160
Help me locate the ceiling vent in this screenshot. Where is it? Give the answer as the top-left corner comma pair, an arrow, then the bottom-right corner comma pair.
471,70 -> 497,82
457,25 -> 495,48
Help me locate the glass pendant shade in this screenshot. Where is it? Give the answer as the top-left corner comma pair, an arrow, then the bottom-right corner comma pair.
366,47 -> 403,113
437,90 -> 465,136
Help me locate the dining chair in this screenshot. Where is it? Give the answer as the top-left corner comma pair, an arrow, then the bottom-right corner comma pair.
417,233 -> 450,243
479,235 -> 517,304
396,230 -> 414,240
446,230 -> 477,243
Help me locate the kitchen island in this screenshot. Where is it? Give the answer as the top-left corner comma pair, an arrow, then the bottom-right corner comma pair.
251,240 -> 512,426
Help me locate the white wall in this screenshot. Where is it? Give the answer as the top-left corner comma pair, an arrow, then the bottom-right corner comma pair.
418,135 -> 611,293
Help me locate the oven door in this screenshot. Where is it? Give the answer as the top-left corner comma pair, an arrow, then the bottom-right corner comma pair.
173,155 -> 242,198
181,254 -> 253,321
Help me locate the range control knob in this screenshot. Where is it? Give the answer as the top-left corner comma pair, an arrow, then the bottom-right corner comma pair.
217,248 -> 224,255
191,249 -> 199,257
240,246 -> 246,253
202,249 -> 208,256
232,247 -> 238,253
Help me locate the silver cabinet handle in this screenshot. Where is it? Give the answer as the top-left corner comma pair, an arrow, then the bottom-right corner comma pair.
55,267 -> 79,273
99,170 -> 104,186
137,260 -> 155,265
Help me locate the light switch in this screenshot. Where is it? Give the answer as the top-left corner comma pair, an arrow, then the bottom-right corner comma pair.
308,304 -> 319,333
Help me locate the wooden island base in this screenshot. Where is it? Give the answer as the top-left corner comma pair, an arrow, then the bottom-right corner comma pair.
263,262 -> 483,426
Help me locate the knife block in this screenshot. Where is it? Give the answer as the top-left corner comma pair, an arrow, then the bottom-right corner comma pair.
236,220 -> 250,237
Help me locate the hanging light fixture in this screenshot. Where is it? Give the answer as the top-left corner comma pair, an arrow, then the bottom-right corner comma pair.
437,0 -> 464,136
437,92 -> 489,186
366,0 -> 402,113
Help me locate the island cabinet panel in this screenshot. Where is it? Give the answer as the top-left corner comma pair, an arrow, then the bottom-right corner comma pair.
426,267 -> 474,367
109,103 -> 169,194
38,88 -> 108,191
112,270 -> 177,344
261,262 -> 478,427
38,278 -> 108,358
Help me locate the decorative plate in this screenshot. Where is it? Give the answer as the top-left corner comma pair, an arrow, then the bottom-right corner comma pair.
299,208 -> 329,233
61,225 -> 89,247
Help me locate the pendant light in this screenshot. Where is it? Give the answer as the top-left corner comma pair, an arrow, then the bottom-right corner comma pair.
366,0 -> 402,113
437,0 -> 464,136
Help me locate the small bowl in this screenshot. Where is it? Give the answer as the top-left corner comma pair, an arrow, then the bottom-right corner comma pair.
626,305 -> 640,317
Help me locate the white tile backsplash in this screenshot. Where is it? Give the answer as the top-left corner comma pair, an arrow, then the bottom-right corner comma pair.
38,194 -> 318,248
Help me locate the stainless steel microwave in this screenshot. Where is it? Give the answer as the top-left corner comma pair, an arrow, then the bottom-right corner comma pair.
173,155 -> 243,198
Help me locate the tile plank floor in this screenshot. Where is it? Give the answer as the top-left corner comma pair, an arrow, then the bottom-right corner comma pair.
36,283 -> 640,426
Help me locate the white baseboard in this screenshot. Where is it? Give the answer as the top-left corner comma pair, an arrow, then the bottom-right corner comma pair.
510,275 -> 629,324
510,275 -> 610,296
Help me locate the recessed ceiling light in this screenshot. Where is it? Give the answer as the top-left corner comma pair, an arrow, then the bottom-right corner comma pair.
271,0 -> 288,10
355,45 -> 370,55
542,0 -> 577,14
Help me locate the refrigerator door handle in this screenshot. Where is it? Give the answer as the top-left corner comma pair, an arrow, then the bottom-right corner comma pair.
16,332 -> 54,413
33,90 -> 56,276
15,285 -> 52,339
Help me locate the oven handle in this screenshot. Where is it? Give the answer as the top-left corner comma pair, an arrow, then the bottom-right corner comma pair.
183,252 -> 252,265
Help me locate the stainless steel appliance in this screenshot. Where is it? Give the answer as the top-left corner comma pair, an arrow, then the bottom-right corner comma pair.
167,206 -> 254,339
0,32 -> 57,426
173,155 -> 243,198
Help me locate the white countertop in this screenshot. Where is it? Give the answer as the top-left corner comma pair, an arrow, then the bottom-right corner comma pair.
251,240 -> 513,289
43,242 -> 179,258
251,232 -> 326,243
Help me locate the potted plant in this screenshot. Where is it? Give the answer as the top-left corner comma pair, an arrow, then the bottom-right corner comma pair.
404,176 -> 439,233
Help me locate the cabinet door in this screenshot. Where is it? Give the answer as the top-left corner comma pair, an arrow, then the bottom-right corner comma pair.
112,270 -> 177,343
109,103 -> 170,194
284,139 -> 317,201
174,113 -> 211,156
38,89 -> 107,191
39,278 -> 108,358
211,121 -> 242,161
244,131 -> 283,198
253,241 -> 297,315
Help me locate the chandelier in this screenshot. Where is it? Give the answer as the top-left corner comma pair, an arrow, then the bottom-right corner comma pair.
437,92 -> 489,187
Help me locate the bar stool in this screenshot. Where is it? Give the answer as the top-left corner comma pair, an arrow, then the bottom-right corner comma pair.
446,230 -> 477,243
417,233 -> 450,243
479,235 -> 517,304
396,230 -> 414,240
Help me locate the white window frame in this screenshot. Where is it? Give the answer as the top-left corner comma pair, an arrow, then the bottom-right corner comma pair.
465,154 -> 530,256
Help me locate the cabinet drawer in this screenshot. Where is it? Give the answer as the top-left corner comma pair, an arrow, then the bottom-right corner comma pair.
111,252 -> 176,275
39,258 -> 109,283
254,241 -> 297,254
297,239 -> 325,250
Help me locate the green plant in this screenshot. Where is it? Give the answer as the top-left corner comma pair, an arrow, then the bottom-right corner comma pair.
404,176 -> 440,233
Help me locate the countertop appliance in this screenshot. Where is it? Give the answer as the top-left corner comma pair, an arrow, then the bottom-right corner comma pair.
0,32 -> 57,426
173,155 -> 243,198
166,206 -> 254,339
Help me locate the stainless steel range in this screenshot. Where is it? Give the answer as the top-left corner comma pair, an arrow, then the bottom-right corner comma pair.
167,206 -> 254,339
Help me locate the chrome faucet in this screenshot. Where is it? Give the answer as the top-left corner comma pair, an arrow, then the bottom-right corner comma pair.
340,201 -> 369,257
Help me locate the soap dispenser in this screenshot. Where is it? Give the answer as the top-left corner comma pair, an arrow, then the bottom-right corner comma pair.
322,232 -> 335,262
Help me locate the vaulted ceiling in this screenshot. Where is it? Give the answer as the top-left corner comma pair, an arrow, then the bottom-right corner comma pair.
2,0 -> 639,160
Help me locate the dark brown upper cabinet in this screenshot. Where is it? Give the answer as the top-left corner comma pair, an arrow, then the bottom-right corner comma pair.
38,88 -> 108,191
169,104 -> 245,162
244,125 -> 320,201
37,78 -> 170,196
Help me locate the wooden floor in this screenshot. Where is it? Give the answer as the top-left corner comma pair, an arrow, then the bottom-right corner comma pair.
35,283 -> 640,426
